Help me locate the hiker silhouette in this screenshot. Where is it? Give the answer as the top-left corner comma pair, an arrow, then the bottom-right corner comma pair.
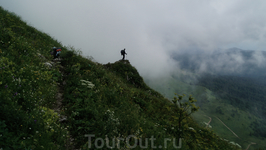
120,48 -> 127,60
51,47 -> 61,59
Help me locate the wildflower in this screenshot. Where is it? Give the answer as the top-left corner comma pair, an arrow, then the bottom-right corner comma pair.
80,80 -> 95,89
235,143 -> 241,148
188,127 -> 195,130
229,141 -> 241,148
140,127 -> 143,132
5,85 -> 8,88
203,122 -> 212,128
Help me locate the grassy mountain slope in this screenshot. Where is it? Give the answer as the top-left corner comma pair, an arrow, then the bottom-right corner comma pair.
0,6 -> 68,149
59,50 -> 237,149
144,70 -> 266,150
0,6 -> 244,149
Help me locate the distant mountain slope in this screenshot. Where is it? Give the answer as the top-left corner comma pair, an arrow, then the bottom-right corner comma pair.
145,48 -> 266,150
197,74 -> 266,114
197,74 -> 266,137
145,73 -> 266,150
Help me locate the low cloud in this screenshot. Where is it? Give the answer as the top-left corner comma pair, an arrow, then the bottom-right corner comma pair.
1,0 -> 266,78
173,48 -> 266,76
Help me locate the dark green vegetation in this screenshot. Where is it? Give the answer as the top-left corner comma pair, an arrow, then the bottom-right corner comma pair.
0,6 -> 243,149
146,73 -> 266,150
59,50 -> 238,149
146,50 -> 266,150
197,75 -> 266,138
0,7 -> 67,149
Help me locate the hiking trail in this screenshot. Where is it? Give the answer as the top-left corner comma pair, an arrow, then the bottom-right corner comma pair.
205,115 -> 256,150
51,58 -> 77,150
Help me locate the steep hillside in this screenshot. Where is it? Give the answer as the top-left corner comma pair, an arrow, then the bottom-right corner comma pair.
0,6 -> 244,149
145,69 -> 266,150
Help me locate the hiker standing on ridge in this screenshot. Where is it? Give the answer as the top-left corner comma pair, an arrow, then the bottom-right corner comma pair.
121,48 -> 127,60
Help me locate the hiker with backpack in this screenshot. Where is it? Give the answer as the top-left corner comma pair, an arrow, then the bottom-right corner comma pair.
120,48 -> 127,60
51,47 -> 62,59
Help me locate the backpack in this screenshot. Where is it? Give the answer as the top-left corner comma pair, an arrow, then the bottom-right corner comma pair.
121,50 -> 125,55
50,47 -> 62,57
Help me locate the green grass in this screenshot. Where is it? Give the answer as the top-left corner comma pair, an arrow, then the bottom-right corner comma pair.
0,6 -> 245,149
59,51 -> 241,149
145,70 -> 266,150
0,7 -> 68,149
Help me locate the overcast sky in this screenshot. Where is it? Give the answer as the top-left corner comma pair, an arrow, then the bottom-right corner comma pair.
1,0 -> 266,78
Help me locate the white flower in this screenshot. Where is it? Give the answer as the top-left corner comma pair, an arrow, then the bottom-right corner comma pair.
229,141 -> 241,148
188,127 -> 194,130
235,143 -> 241,148
80,80 -> 95,88
105,109 -> 120,126
44,62 -> 53,68
203,122 -> 212,128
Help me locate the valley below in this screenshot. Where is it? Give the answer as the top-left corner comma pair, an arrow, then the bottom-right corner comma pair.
144,65 -> 266,150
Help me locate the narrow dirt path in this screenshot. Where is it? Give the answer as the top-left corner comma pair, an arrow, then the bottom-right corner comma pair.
52,58 -> 77,150
214,116 -> 240,139
245,142 -> 256,150
204,115 -> 212,128
214,116 -> 257,150
205,115 -> 257,150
